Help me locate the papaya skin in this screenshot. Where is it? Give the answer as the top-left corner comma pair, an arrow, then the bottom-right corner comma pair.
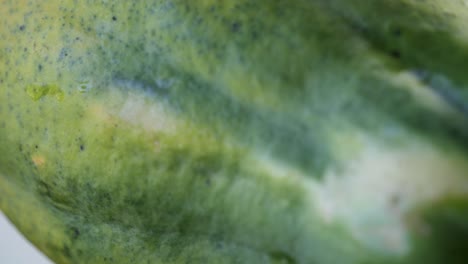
1,0 -> 468,263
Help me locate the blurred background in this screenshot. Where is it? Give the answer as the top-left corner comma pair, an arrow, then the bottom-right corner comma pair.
0,211 -> 52,263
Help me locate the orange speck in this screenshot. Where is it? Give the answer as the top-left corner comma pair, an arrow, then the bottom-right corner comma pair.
32,155 -> 46,167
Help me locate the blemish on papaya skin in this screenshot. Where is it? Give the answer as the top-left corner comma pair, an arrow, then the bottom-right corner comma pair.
392,27 -> 402,37
26,85 -> 65,101
390,49 -> 401,59
231,21 -> 241,33
71,227 -> 80,239
32,154 -> 46,167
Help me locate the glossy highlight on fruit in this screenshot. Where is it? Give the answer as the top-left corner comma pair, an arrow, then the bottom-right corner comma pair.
0,1 -> 467,263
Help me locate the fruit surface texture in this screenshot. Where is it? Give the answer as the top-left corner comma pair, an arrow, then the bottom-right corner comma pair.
1,0 -> 468,263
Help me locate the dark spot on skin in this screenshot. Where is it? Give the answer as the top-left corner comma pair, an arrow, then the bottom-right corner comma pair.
63,245 -> 71,257
37,180 -> 51,197
390,50 -> 401,59
231,22 -> 241,32
80,145 -> 85,151
71,227 -> 80,239
112,16 -> 117,21
35,145 -> 39,149
251,31 -> 258,40
19,25 -> 25,31
38,64 -> 43,71
392,27 -> 402,37
269,251 -> 296,264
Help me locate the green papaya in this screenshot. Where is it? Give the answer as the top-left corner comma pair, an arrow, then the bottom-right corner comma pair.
1,0 -> 468,263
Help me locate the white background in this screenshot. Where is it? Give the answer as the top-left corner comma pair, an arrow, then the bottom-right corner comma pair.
0,211 -> 52,264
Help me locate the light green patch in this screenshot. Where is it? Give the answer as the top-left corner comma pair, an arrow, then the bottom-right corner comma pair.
26,84 -> 64,101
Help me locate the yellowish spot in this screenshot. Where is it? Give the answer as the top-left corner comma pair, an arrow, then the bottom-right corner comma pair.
32,155 -> 46,168
88,104 -> 111,120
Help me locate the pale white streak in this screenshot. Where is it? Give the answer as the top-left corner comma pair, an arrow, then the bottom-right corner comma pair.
117,92 -> 174,132
312,137 -> 468,255
382,70 -> 459,117
88,80 -> 177,133
422,0 -> 468,40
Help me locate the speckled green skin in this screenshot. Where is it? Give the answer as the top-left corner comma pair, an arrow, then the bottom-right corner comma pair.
1,1 -> 468,263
